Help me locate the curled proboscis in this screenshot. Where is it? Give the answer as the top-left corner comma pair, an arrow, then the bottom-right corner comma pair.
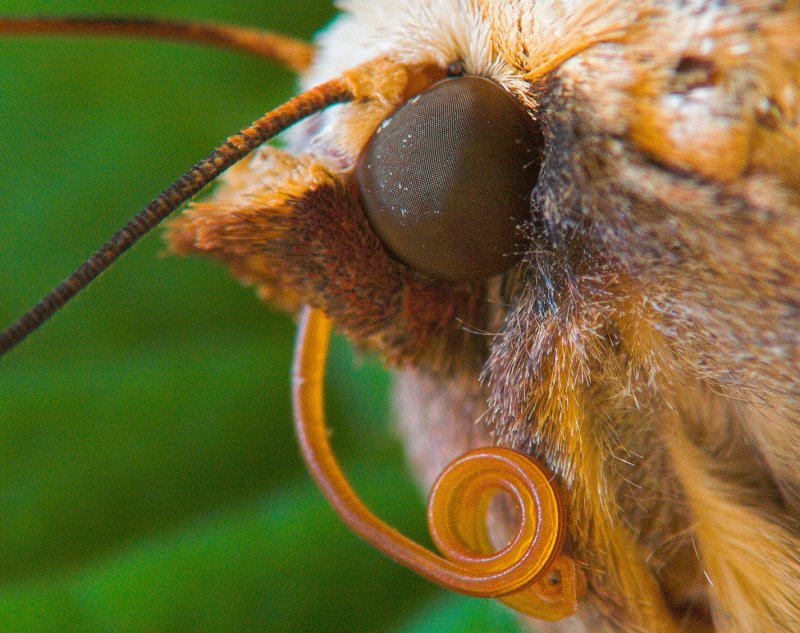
292,306 -> 584,620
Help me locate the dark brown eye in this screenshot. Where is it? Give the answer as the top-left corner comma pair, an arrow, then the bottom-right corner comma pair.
356,75 -> 542,281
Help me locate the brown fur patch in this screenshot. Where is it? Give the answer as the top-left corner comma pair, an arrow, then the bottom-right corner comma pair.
168,148 -> 504,375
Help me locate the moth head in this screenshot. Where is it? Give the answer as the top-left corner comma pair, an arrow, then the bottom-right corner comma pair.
166,6 -> 555,379
169,72 -> 544,378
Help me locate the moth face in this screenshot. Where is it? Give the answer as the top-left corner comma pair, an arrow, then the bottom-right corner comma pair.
171,1 -> 800,632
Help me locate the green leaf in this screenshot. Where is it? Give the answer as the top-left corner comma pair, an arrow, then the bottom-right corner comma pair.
389,594 -> 525,633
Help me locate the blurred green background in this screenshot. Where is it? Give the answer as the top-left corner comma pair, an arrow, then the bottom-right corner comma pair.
0,1 -> 523,631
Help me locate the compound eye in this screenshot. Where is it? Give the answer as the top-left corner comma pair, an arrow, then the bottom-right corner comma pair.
356,75 -> 543,281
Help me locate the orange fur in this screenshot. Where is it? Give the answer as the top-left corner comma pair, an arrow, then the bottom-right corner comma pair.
171,1 -> 800,631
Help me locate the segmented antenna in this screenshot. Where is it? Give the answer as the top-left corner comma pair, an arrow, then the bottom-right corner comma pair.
0,78 -> 352,357
0,15 -> 314,71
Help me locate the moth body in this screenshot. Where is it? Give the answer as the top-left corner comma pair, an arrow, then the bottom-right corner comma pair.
174,1 -> 800,631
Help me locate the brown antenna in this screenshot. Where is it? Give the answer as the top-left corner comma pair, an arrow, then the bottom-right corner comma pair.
0,15 -> 314,71
0,78 -> 353,357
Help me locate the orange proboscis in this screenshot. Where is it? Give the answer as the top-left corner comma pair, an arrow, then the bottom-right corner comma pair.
292,306 -> 585,620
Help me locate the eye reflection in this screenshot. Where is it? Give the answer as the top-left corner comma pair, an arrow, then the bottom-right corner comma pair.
356,75 -> 543,281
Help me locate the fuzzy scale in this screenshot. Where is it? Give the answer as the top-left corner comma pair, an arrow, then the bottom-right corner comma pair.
169,1 -> 800,631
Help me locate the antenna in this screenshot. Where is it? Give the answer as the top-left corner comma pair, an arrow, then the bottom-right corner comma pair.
0,15 -> 314,71
0,78 -> 353,357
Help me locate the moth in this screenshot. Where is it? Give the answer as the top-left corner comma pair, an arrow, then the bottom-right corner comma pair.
2,1 -> 799,632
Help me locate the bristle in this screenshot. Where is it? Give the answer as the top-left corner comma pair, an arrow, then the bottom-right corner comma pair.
669,430 -> 800,633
